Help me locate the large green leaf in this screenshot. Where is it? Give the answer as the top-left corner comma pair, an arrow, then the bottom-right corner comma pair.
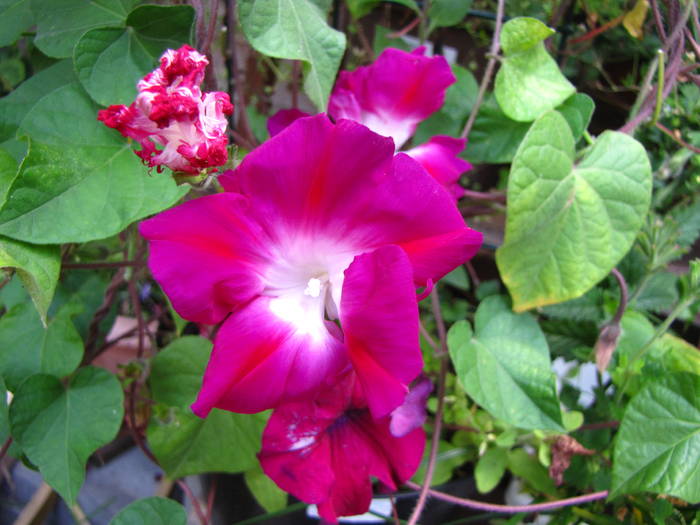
475,446 -> 508,493
0,81 -> 187,244
110,497 -> 187,525
0,60 -> 76,142
611,373 -> 700,502
496,111 -> 652,311
0,0 -> 33,47
0,301 -> 83,392
147,336 -> 267,478
32,0 -> 136,58
0,236 -> 59,323
74,5 -> 195,106
9,367 -> 124,504
494,17 -> 575,122
448,295 -> 564,431
238,0 -> 346,111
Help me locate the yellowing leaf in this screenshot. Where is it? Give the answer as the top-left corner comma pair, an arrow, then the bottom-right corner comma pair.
623,0 -> 649,39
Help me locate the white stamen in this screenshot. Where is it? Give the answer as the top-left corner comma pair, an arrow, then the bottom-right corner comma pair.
304,277 -> 323,298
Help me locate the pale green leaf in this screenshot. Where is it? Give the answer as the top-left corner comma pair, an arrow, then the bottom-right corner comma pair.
496,111 -> 652,311
0,236 -> 59,323
9,367 -> 124,504
74,5 -> 195,106
32,0 -> 136,58
238,0 -> 346,110
500,17 -> 554,55
448,296 -> 564,431
611,373 -> 700,502
495,18 -> 574,122
110,497 -> 187,525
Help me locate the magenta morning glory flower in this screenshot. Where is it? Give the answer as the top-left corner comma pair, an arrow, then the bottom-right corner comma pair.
98,45 -> 233,174
268,47 -> 472,197
259,371 -> 426,524
140,114 -> 482,418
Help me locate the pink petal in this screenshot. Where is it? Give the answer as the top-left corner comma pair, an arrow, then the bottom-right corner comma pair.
405,135 -> 472,199
328,47 -> 455,148
267,108 -> 312,137
190,296 -> 347,416
219,115 -> 482,287
340,245 -> 423,419
139,193 -> 271,324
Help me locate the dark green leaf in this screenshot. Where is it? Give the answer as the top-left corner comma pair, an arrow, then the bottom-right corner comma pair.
10,367 -> 124,504
413,64 -> 478,146
0,301 -> 82,392
148,336 -> 267,478
413,441 -> 470,486
671,199 -> 700,248
428,0 -> 473,31
74,5 -> 195,106
0,60 -> 75,142
347,0 -> 419,19
110,497 -> 187,525
496,111 -> 652,311
557,93 -> 595,141
464,97 -> 531,164
238,0 -> 346,110
448,296 -> 564,431
611,373 -> 700,502
32,0 -> 136,58
0,0 -> 33,46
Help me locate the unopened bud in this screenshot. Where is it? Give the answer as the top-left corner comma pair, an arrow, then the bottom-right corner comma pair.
595,322 -> 621,374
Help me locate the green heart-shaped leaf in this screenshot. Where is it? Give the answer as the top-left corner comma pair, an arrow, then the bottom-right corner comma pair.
496,111 -> 651,311
448,295 -> 564,431
74,5 -> 195,107
238,0 -> 346,111
9,367 -> 124,504
495,17 -> 575,122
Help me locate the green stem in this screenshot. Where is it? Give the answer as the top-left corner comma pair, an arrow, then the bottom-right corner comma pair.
418,0 -> 431,43
582,130 -> 594,145
650,49 -> 665,126
615,295 -> 694,401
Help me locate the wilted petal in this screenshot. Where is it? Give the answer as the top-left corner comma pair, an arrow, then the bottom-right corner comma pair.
390,375 -> 432,437
259,373 -> 425,524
